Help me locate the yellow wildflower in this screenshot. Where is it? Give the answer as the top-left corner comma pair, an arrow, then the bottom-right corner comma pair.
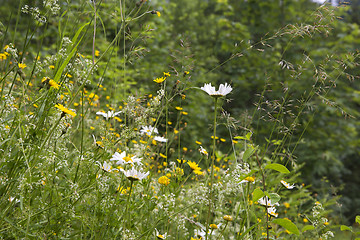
55,104 -> 76,117
153,77 -> 166,83
223,215 -> 233,221
158,176 -> 170,186
18,63 -> 27,69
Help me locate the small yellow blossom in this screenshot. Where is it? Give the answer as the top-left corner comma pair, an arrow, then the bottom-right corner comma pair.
49,65 -> 55,69
223,215 -> 233,221
156,11 -> 161,17
209,224 -> 218,229
175,106 -> 183,111
18,63 -> 27,69
181,111 -> 188,115
55,104 -> 76,117
153,77 -> 166,83
158,176 -> 170,186
159,153 -> 167,158
0,53 -> 7,60
163,72 -> 171,77
95,50 -> 100,57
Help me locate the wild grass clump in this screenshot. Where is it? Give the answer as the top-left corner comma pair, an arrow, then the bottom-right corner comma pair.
0,1 -> 359,239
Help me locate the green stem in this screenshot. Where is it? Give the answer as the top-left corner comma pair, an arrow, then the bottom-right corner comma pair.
123,180 -> 133,238
206,97 -> 218,240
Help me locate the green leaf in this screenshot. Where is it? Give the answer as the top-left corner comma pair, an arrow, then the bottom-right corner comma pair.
302,225 -> 315,232
356,215 -> 360,225
234,132 -> 252,140
340,225 -> 352,232
54,22 -> 90,84
272,218 -> 300,236
267,192 -> 281,204
252,188 -> 265,202
265,163 -> 290,174
245,132 -> 252,140
242,147 -> 256,161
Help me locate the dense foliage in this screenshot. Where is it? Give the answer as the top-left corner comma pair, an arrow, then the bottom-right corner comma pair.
0,0 -> 359,239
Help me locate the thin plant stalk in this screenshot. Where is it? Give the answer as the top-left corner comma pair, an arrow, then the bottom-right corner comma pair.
206,97 -> 218,240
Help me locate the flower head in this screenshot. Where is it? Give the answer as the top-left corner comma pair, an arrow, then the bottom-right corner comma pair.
97,161 -> 112,172
240,176 -> 255,184
258,196 -> 279,207
267,206 -> 278,217
155,229 -> 168,239
199,146 -> 208,156
18,62 -> 27,69
55,104 -> 76,117
280,180 -> 295,189
158,176 -> 170,186
42,77 -> 60,89
140,125 -> 159,136
121,168 -> 149,181
200,83 -> 232,97
223,215 -> 233,221
187,161 -> 203,175
96,110 -> 121,120
153,77 -> 166,83
110,151 -> 142,165
154,136 -> 168,142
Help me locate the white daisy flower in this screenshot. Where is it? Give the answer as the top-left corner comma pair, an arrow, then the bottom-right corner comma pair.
155,228 -> 168,239
96,110 -> 122,120
258,196 -> 279,207
110,151 -> 142,165
140,125 -> 159,136
121,168 -> 149,181
281,180 -> 295,189
154,136 -> 168,142
200,83 -> 232,97
267,206 -> 279,217
97,161 -> 112,172
199,146 -> 208,156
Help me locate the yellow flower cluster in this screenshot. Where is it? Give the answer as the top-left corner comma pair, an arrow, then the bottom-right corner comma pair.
158,176 -> 170,186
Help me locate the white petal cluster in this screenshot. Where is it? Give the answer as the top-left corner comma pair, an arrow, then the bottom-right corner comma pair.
140,125 -> 168,142
199,146 -> 208,156
154,136 -> 168,142
267,206 -> 278,217
121,168 -> 149,181
155,228 -> 169,239
281,180 -> 295,189
96,110 -> 122,120
140,125 -> 159,136
110,151 -> 142,165
200,83 -> 232,97
258,196 -> 279,207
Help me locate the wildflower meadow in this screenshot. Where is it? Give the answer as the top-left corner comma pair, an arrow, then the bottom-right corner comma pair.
0,0 -> 360,239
